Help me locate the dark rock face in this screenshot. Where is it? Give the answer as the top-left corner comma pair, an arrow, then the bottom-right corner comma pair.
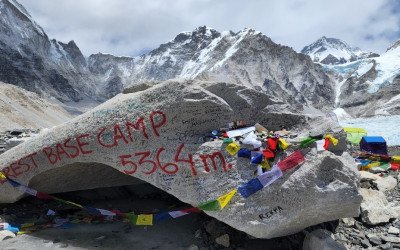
0,0 -> 98,103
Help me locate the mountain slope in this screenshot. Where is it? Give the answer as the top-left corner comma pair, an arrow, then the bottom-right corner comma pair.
0,0 -> 100,103
89,26 -> 337,111
301,36 -> 378,65
324,39 -> 400,117
0,81 -> 72,131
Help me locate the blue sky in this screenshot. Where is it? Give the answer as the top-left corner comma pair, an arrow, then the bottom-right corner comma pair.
19,0 -> 400,57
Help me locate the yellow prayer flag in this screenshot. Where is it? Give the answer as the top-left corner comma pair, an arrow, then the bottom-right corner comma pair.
392,156 -> 400,162
217,189 -> 237,209
0,172 -> 6,180
21,223 -> 35,229
226,143 -> 240,156
325,134 -> 339,146
136,214 -> 153,226
278,138 -> 289,150
259,160 -> 271,170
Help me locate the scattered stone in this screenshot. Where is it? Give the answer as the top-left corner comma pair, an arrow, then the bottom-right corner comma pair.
388,226 -> 400,235
52,238 -> 61,244
0,230 -> 16,241
367,234 -> 382,246
360,171 -> 382,181
373,176 -> 398,192
215,234 -> 230,248
303,229 -> 346,250
95,235 -> 106,240
342,218 -> 355,227
187,244 -> 199,250
59,243 -> 68,248
382,236 -> 400,243
361,239 -> 372,248
360,188 -> 397,225
380,243 -> 393,250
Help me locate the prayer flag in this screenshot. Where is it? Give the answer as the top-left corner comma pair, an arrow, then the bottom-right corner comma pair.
316,139 -> 326,152
198,200 -> 220,211
168,211 -> 188,218
262,148 -> 275,159
257,165 -> 283,187
267,138 -> 279,151
226,143 -> 240,156
238,178 -> 263,198
277,151 -> 305,172
136,214 -> 153,225
300,137 -> 318,148
278,138 -> 289,150
325,134 -> 339,146
251,152 -> 263,164
217,189 -> 237,209
238,148 -> 251,158
259,160 -> 271,170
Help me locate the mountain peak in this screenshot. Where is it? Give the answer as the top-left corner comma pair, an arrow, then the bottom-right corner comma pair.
301,36 -> 375,65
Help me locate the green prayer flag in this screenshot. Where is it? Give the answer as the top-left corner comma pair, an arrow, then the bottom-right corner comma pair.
300,137 -> 318,148
198,200 -> 220,211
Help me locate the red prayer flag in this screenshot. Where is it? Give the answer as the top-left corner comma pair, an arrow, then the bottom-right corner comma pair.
267,138 -> 279,151
391,162 -> 400,171
263,148 -> 275,159
323,138 -> 330,150
278,151 -> 305,172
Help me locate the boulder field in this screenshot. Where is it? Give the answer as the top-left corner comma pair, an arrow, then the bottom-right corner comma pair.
0,80 -> 361,238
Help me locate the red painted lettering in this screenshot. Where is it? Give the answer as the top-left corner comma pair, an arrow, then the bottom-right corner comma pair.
175,144 -> 196,176
76,134 -> 93,155
97,128 -> 115,148
25,153 -> 38,169
119,154 -> 137,175
156,147 -> 178,174
18,158 -> 30,173
10,162 -> 23,177
126,117 -> 148,142
150,111 -> 167,137
43,147 -> 58,165
199,151 -> 232,173
208,151 -> 232,172
113,125 -> 128,146
199,154 -> 211,172
56,143 -> 70,161
135,151 -> 157,175
64,138 -> 80,158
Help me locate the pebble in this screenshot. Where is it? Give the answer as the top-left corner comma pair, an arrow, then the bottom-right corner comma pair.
360,239 -> 371,248
367,234 -> 382,246
382,236 -> 400,243
187,244 -> 199,250
388,226 -> 400,235
59,243 -> 68,248
380,243 -> 393,250
215,234 -> 230,248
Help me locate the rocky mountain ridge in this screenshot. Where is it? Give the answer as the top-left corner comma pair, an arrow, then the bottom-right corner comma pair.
301,36 -> 379,65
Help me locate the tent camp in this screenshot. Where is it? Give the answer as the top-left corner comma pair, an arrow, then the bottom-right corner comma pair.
360,136 -> 388,155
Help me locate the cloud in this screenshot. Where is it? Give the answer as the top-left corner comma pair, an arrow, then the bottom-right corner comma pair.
18,0 -> 399,56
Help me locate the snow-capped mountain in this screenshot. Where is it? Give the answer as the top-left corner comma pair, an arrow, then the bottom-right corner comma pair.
324,39 -> 400,117
301,36 -> 378,65
89,26 -> 337,110
0,0 -> 100,103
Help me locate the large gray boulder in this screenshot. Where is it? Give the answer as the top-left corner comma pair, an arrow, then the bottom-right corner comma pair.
0,80 -> 361,238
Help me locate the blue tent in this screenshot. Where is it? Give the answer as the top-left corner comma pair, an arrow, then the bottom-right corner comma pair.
360,136 -> 388,155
